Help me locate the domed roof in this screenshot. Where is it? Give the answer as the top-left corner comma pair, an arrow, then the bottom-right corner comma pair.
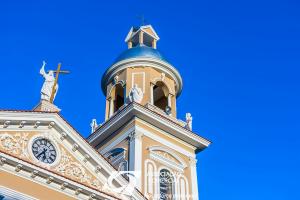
113,45 -> 167,64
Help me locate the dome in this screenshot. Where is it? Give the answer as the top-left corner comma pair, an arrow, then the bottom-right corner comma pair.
102,45 -> 183,97
113,45 -> 167,64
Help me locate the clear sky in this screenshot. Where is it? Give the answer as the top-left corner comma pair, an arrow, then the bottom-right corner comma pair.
0,0 -> 299,199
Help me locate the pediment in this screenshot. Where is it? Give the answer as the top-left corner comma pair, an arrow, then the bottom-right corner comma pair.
0,111 -> 146,200
148,146 -> 187,172
0,130 -> 103,191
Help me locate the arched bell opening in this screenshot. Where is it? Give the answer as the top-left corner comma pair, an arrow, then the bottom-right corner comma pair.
108,83 -> 125,118
152,81 -> 170,111
114,84 -> 125,112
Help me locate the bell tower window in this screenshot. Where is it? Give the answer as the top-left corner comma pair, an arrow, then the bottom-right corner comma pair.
159,169 -> 174,200
114,84 -> 124,112
153,81 -> 169,111
108,83 -> 125,118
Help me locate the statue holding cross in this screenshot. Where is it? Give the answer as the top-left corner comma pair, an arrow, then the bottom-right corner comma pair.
39,61 -> 70,103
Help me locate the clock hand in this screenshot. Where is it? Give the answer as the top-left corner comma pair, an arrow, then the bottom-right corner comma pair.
36,148 -> 47,159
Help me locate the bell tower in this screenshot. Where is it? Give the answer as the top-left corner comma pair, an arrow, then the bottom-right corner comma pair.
88,25 -> 211,200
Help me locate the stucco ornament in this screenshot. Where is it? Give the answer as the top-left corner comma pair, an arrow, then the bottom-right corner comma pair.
186,113 -> 193,131
128,84 -> 143,103
0,132 -> 29,158
40,61 -> 58,101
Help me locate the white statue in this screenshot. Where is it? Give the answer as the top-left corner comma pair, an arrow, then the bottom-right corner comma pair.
90,119 -> 98,133
186,113 -> 193,131
128,84 -> 143,104
40,61 -> 58,102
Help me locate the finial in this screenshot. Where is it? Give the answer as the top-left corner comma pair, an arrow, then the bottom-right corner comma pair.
136,14 -> 146,26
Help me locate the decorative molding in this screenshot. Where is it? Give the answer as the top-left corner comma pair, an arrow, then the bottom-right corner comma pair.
0,157 -> 6,165
3,120 -> 10,128
34,121 -> 40,128
31,170 -> 38,178
102,57 -> 183,97
15,164 -> 23,172
72,143 -> 79,152
48,121 -> 55,129
19,120 -> 26,128
60,132 -> 67,140
46,176 -> 54,184
189,157 -> 197,166
83,154 -> 90,162
132,72 -> 146,93
61,182 -> 68,190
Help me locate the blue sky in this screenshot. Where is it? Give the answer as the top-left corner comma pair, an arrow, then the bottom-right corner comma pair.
0,0 -> 299,199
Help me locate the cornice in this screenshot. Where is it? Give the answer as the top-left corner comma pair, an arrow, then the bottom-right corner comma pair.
88,103 -> 211,152
101,57 -> 183,97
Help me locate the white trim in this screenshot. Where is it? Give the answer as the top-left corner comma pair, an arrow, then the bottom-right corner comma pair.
148,146 -> 187,172
132,72 -> 145,93
136,117 -> 195,150
177,175 -> 189,200
136,126 -> 195,158
189,158 -> 199,200
100,126 -> 135,155
0,186 -> 38,200
144,159 -> 157,198
124,25 -> 160,43
27,133 -> 61,168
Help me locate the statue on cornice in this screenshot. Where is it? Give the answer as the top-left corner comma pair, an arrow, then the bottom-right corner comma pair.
128,84 -> 143,104
40,61 -> 58,102
186,113 -> 193,131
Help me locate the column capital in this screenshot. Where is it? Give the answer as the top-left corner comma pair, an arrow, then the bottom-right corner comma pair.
128,131 -> 143,142
189,157 -> 197,166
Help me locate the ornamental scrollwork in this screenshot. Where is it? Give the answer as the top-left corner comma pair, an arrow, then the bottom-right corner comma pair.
0,132 -> 29,159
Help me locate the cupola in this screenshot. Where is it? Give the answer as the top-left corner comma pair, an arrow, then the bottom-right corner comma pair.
125,25 -> 160,49
101,25 -> 183,120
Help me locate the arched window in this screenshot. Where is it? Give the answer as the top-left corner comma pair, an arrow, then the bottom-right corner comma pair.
159,169 -> 174,200
113,83 -> 124,112
153,81 -> 169,111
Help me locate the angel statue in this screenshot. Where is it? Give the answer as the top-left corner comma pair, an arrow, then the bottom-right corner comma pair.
128,84 -> 143,104
39,61 -> 58,102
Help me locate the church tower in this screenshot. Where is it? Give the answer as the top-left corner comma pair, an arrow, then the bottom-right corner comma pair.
88,25 -> 211,200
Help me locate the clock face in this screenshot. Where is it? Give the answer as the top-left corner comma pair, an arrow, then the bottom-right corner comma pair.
32,138 -> 57,164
